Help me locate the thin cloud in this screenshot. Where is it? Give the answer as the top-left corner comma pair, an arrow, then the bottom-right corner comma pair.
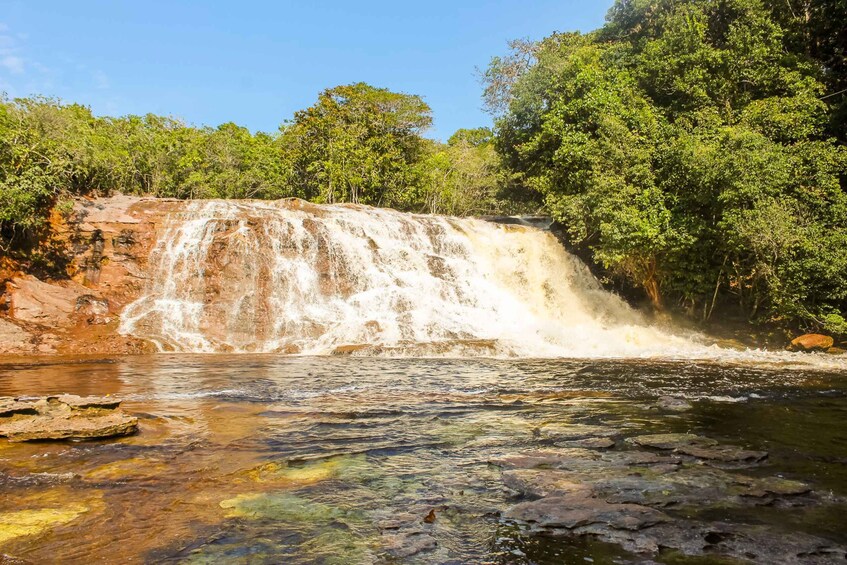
1,54 -> 24,74
93,69 -> 110,89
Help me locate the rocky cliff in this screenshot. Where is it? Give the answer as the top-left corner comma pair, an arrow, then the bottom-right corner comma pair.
0,196 -> 178,355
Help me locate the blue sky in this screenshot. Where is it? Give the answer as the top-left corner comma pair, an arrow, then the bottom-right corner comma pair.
0,1 -> 611,139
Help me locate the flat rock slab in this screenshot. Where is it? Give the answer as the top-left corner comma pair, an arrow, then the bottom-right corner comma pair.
505,494 -> 668,531
676,444 -> 768,463
55,395 -> 122,410
577,520 -> 847,563
492,449 -> 600,470
561,437 -> 616,449
537,423 -> 619,440
629,434 -> 768,464
502,469 -> 594,499
0,395 -> 137,442
381,530 -> 437,558
0,399 -> 38,418
629,433 -> 717,450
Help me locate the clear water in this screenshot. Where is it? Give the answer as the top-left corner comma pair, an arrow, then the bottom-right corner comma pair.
1,355 -> 846,563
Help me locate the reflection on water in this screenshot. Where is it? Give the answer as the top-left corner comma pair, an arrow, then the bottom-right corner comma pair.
0,356 -> 845,563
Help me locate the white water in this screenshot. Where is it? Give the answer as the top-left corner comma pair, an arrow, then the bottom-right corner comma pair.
119,200 -> 844,366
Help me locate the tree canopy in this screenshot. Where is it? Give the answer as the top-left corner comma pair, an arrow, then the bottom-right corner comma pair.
486,0 -> 847,335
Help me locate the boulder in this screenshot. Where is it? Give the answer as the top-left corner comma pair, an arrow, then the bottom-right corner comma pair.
654,396 -> 693,412
0,395 -> 137,442
787,333 -> 834,352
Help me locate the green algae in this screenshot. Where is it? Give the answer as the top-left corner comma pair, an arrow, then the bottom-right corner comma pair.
0,503 -> 89,546
219,491 -> 363,525
246,454 -> 374,486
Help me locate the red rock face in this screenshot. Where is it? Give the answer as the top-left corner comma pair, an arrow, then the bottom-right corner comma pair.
2,196 -> 758,359
0,196 -> 180,355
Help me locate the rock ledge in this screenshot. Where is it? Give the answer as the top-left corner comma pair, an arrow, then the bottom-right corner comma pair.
0,395 -> 137,442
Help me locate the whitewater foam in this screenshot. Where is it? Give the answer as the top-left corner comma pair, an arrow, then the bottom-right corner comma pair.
118,199 -> 846,369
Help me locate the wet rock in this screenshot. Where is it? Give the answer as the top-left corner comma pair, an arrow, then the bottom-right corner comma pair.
0,503 -> 90,545
712,338 -> 748,351
612,451 -> 679,467
676,444 -> 768,464
75,295 -> 111,325
492,449 -> 600,470
84,457 -> 169,482
0,471 -> 77,488
219,492 -> 344,522
504,494 -> 668,531
787,333 -> 834,352
537,423 -> 618,441
0,395 -> 137,442
583,520 -> 847,564
0,553 -> 31,564
244,453 -> 371,486
0,399 -> 38,418
740,476 -> 811,497
563,437 -> 616,449
502,469 -> 593,498
629,433 -> 717,450
654,396 -> 692,412
381,530 -> 437,558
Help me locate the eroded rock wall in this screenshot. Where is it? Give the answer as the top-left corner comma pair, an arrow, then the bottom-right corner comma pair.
0,196 -> 179,355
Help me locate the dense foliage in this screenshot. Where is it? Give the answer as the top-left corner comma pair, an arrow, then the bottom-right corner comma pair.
2,0 -> 845,337
486,0 -> 847,335
0,84 -> 512,253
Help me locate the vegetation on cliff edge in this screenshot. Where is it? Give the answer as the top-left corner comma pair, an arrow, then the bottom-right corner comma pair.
1,0 -> 845,338
484,0 -> 847,336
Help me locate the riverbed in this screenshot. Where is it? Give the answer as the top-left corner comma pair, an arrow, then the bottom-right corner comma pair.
1,355 -> 845,563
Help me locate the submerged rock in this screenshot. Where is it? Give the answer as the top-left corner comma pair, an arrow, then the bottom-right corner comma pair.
580,520 -> 847,563
502,469 -> 593,499
505,494 -> 668,531
0,395 -> 137,442
629,433 -> 717,450
675,444 -> 768,463
0,503 -> 90,545
654,396 -> 693,412
788,333 -> 834,352
629,433 -> 767,465
564,437 -> 616,449
381,530 -> 437,558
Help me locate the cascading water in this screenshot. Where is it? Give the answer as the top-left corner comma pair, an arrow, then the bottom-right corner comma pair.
119,199 -> 708,357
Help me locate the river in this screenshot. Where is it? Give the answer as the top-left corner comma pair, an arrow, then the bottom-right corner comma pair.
1,355 -> 845,563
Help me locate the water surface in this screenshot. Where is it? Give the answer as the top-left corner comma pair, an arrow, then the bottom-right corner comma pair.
1,356 -> 845,563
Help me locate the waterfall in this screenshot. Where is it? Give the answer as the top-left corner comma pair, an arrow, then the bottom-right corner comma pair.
119,199 -> 709,358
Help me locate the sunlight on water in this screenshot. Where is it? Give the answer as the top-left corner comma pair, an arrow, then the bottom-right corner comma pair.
117,200 -> 846,369
1,356 -> 846,563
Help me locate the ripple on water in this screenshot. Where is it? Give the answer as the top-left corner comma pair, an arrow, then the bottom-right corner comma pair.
0,356 -> 845,563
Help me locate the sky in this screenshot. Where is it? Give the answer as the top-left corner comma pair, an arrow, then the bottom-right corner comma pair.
0,1 -> 612,140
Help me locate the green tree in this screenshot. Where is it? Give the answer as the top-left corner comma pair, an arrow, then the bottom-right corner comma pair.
281,83 -> 432,208
487,0 -> 847,334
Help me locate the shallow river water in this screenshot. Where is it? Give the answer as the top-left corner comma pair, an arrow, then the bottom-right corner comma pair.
1,355 -> 846,564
